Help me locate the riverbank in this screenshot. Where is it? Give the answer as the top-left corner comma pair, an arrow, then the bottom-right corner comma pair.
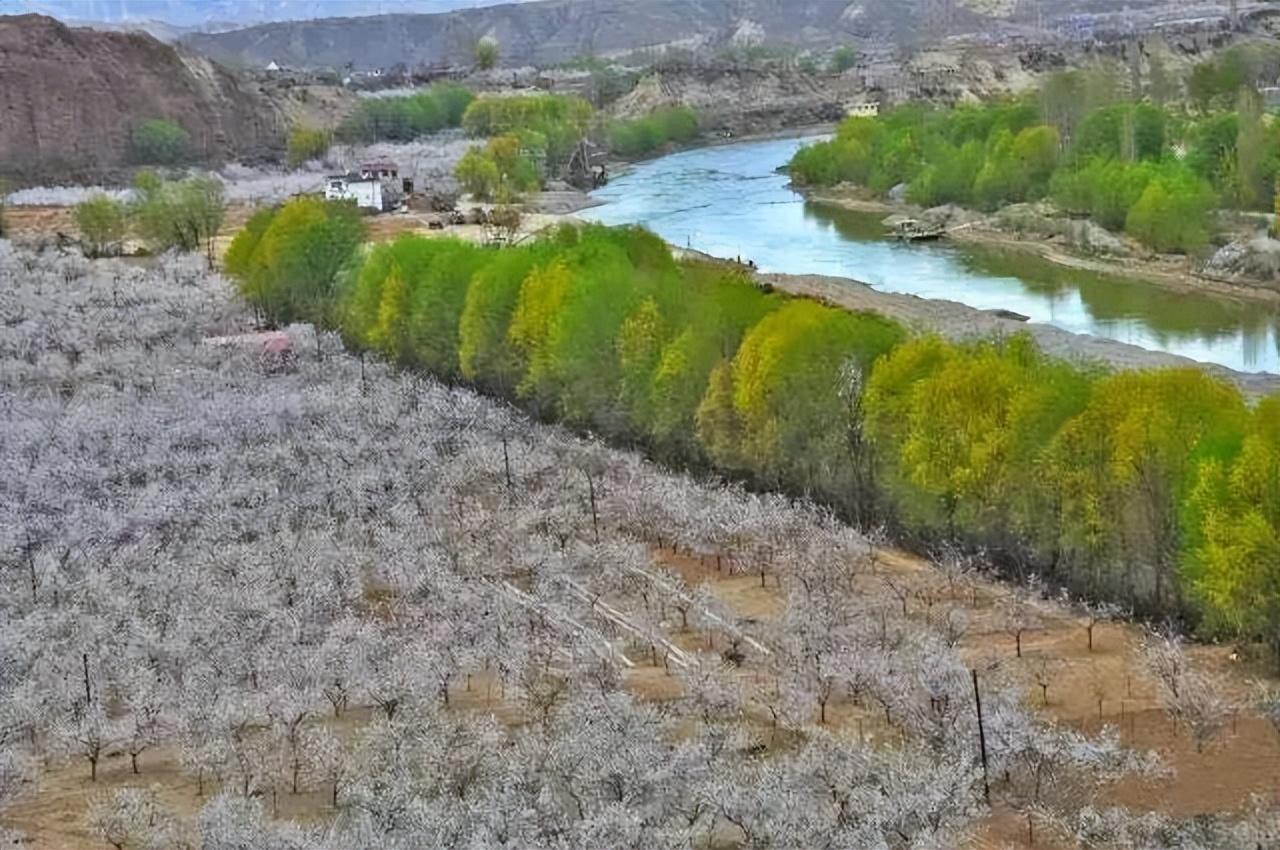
605,122 -> 834,181
672,245 -> 1280,399
803,186 -> 1280,307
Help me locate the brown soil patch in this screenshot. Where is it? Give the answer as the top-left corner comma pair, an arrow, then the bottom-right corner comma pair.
6,544 -> 1278,849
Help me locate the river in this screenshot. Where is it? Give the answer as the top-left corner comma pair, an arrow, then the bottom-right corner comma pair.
580,135 -> 1280,375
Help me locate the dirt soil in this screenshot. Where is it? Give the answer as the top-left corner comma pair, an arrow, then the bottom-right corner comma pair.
6,541 -> 1278,849
0,15 -> 286,186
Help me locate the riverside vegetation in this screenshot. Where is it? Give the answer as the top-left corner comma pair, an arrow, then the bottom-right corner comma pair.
227,205 -> 1280,663
321,86 -> 700,199
790,54 -> 1280,255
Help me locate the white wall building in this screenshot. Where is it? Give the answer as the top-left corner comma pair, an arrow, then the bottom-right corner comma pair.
325,174 -> 383,210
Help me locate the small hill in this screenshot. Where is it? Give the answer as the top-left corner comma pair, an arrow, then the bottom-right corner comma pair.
0,14 -> 285,184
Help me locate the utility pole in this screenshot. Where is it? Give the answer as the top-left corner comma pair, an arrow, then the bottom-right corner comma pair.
971,668 -> 990,804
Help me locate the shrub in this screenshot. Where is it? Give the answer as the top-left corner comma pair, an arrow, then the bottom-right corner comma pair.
73,194 -> 129,257
475,37 -> 499,70
1125,171 -> 1216,254
606,107 -> 699,158
131,172 -> 225,263
286,126 -> 332,168
336,84 -> 474,143
130,118 -> 191,165
829,45 -> 858,73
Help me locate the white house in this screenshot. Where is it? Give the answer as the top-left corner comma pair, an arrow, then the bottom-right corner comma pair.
325,174 -> 383,211
324,161 -> 404,212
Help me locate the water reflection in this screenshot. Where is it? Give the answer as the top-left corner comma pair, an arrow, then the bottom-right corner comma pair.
583,135 -> 1280,373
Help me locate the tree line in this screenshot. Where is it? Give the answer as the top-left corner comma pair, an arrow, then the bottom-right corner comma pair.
226,206 -> 1280,659
605,106 -> 701,158
790,66 -> 1280,255
335,83 -> 475,144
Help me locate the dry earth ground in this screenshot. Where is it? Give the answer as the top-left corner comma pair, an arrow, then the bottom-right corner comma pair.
6,540 -> 1279,850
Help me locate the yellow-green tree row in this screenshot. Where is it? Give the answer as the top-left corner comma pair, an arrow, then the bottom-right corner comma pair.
226,199 -> 1280,660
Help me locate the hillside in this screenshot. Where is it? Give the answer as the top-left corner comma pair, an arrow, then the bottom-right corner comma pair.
182,0 -> 1195,72
0,14 -> 286,183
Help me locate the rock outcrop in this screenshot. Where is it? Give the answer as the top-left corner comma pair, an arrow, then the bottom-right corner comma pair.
1204,235 -> 1280,283
0,14 -> 286,184
611,68 -> 846,136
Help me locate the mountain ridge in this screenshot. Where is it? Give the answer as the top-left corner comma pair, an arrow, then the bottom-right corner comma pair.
180,0 -> 1202,71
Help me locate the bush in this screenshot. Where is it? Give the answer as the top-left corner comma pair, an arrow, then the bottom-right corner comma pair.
474,37 -> 499,70
1125,170 -> 1216,254
454,134 -> 542,200
131,172 -> 225,264
287,126 -> 332,168
130,118 -> 191,165
73,194 -> 129,257
829,45 -> 858,73
336,84 -> 474,143
606,107 -> 699,158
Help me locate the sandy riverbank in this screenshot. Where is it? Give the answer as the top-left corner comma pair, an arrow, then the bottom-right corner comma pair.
804,187 -> 1280,307
671,245 -> 1280,398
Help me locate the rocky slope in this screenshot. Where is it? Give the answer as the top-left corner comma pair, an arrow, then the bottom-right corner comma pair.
0,14 -> 288,184
182,0 -> 1194,72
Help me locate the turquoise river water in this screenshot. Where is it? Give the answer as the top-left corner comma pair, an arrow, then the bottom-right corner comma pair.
581,135 -> 1280,374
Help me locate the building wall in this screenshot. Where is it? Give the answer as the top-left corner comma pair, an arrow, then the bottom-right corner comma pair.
325,178 -> 382,210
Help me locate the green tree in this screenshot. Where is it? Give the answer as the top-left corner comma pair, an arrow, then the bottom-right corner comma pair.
1125,170 -> 1216,254
225,196 -> 365,327
1184,396 -> 1280,658
726,301 -> 904,503
287,126 -> 332,168
1045,369 -> 1246,609
1234,86 -> 1268,210
336,84 -> 473,143
459,244 -> 552,395
829,45 -> 858,73
130,118 -> 191,165
455,147 -> 502,199
454,134 -> 541,200
475,37 -> 499,71
131,173 -> 226,265
73,194 -> 129,258
695,359 -> 744,471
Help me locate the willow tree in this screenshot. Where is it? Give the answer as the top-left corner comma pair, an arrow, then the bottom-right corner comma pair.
1184,396 -> 1280,660
1044,369 -> 1247,611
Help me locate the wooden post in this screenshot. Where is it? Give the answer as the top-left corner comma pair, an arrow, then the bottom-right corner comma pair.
82,652 -> 92,707
586,471 -> 599,543
972,669 -> 990,804
502,435 -> 513,492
